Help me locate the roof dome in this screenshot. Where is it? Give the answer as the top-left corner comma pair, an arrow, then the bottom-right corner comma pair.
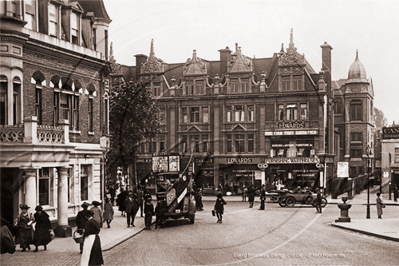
347,51 -> 368,83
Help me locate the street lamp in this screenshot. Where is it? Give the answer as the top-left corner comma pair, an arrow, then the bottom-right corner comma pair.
366,145 -> 371,219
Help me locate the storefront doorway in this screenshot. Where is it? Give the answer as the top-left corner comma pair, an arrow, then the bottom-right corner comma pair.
1,168 -> 19,224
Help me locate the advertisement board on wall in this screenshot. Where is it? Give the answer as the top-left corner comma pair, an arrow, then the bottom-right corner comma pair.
152,156 -> 168,172
337,162 -> 349,178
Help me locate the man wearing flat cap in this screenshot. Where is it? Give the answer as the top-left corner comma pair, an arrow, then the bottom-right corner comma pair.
76,202 -> 91,253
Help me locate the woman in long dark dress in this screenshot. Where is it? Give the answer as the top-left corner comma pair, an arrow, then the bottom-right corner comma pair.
33,205 -> 52,252
81,210 -> 103,266
214,193 -> 227,223
14,204 -> 33,252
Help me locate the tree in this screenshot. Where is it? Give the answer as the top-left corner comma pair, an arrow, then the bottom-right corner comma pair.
106,79 -> 160,189
374,107 -> 388,130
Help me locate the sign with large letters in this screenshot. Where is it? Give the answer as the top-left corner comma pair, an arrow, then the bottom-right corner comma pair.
382,127 -> 399,139
265,157 -> 320,164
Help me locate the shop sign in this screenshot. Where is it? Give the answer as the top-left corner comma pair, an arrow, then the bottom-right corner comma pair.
382,127 -> 399,139
169,156 -> 180,172
227,158 -> 253,164
195,158 -> 213,164
265,130 -> 318,136
265,157 -> 320,164
137,158 -> 152,163
152,156 -> 168,172
278,121 -> 305,129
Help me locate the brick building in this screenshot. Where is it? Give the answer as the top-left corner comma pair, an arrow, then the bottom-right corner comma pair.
117,31 -> 338,195
0,0 -> 111,236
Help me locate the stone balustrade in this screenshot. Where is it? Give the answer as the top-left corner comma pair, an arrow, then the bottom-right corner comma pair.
0,125 -> 24,143
37,125 -> 64,144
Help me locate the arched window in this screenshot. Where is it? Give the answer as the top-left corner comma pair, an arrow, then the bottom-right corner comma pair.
350,100 -> 362,121
0,75 -> 7,125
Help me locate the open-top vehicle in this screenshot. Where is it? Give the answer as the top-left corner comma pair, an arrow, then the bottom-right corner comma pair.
273,189 -> 328,207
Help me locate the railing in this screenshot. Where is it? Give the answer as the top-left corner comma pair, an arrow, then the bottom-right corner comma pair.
37,125 -> 64,144
0,125 -> 24,143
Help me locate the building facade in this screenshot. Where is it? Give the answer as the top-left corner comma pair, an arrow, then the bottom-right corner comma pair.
381,125 -> 399,201
0,0 -> 111,236
118,31 -> 337,195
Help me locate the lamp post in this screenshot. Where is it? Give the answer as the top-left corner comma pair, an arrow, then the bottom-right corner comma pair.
100,136 -> 110,209
366,145 -> 371,219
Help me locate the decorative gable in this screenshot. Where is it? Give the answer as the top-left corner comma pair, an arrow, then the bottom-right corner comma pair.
279,29 -> 305,67
183,50 -> 207,76
228,47 -> 252,73
142,39 -> 164,74
188,125 -> 201,132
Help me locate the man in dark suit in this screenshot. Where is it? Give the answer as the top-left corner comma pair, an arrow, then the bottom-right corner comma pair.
125,192 -> 138,227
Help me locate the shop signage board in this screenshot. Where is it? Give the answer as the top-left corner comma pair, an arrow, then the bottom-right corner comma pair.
382,127 -> 399,139
265,157 -> 320,164
152,156 -> 168,172
337,162 -> 349,178
265,130 -> 318,136
169,155 -> 180,172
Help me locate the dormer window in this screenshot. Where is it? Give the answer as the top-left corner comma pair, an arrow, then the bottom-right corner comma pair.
241,78 -> 249,93
24,0 -> 35,30
293,76 -> 302,91
71,12 -> 79,45
49,4 -> 58,37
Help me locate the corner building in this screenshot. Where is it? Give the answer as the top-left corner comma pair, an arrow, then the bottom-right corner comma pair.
121,31 -> 336,195
1,0 -> 111,236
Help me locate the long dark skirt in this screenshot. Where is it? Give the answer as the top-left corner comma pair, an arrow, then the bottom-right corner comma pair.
144,212 -> 152,227
81,234 -> 103,266
16,228 -> 33,249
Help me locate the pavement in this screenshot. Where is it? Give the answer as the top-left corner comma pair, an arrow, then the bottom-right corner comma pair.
2,187 -> 399,265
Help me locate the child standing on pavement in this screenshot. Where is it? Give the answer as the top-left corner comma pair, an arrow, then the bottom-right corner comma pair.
144,198 -> 154,230
214,192 -> 226,223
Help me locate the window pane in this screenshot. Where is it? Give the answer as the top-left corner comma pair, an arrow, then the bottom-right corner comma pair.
202,107 -> 208,123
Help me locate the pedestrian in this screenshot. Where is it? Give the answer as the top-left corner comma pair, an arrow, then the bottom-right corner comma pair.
14,204 -> 33,252
376,193 -> 386,219
103,198 -> 114,228
125,192 -> 138,227
116,188 -> 128,216
90,201 -> 103,228
1,216 -> 15,254
259,185 -> 266,210
76,202 -> 91,254
315,189 -> 322,213
144,198 -> 155,230
154,200 -> 164,229
33,205 -> 52,252
214,192 -> 227,223
137,186 -> 144,217
143,187 -> 152,201
248,185 -> 256,208
109,185 -> 116,206
81,210 -> 103,266
196,189 -> 204,211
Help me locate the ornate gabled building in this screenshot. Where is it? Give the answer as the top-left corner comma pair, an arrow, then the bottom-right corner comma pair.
333,51 -> 375,178
117,30 -> 337,196
1,0 -> 112,236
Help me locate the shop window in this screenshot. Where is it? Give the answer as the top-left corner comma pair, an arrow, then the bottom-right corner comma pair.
80,165 -> 89,201
248,105 -> 254,122
241,79 -> 249,93
234,134 -> 245,153
293,76 -> 302,91
278,104 -> 284,121
282,76 -> 290,91
182,107 -> 188,123
226,134 -> 232,153
190,107 -> 199,123
226,106 -> 232,122
202,107 -> 208,123
300,103 -> 307,120
0,77 -> 7,125
248,133 -> 254,153
350,101 -> 362,121
48,4 -> 58,37
202,135 -> 208,153
38,168 -> 50,206
234,105 -> 244,122
395,147 -> 399,163
286,104 -> 297,121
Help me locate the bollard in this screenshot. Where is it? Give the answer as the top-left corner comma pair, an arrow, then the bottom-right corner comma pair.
335,197 -> 352,222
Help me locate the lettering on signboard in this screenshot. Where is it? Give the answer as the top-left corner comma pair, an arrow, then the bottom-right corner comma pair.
227,158 -> 253,164
278,121 -> 305,129
265,157 -> 320,164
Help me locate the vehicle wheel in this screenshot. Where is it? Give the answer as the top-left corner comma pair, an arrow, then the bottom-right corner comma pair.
285,197 -> 296,207
189,215 -> 195,224
278,198 -> 286,207
321,198 -> 328,207
304,195 -> 313,204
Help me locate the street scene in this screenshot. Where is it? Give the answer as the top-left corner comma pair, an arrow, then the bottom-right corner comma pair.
1,0 -> 399,266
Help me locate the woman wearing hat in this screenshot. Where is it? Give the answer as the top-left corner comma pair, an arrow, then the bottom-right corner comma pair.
33,205 -> 52,252
90,201 -> 103,228
14,204 -> 33,252
76,202 -> 91,253
81,210 -> 104,266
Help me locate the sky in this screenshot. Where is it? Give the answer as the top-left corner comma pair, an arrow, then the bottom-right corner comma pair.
103,0 -> 399,125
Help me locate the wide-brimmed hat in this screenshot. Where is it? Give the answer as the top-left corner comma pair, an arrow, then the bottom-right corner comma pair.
81,202 -> 90,208
92,201 -> 101,206
20,204 -> 30,210
35,205 -> 43,211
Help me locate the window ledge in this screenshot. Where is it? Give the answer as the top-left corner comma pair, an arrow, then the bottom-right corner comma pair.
70,130 -> 81,135
88,131 -> 94,136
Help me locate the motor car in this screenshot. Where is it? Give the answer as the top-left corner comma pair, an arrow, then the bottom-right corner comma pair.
273,189 -> 328,207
